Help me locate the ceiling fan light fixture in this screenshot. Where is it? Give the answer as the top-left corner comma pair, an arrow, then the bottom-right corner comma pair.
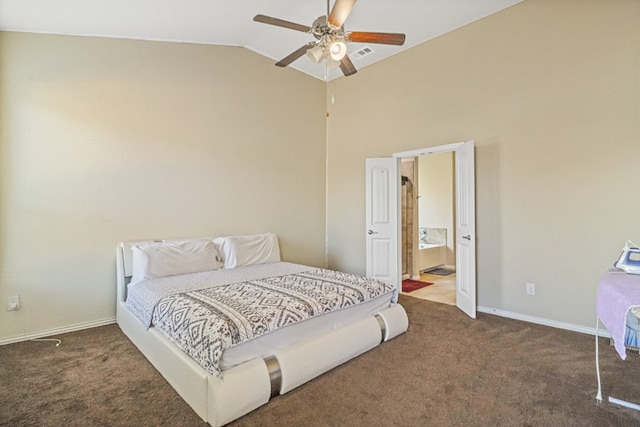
327,57 -> 341,69
306,45 -> 325,63
329,40 -> 347,61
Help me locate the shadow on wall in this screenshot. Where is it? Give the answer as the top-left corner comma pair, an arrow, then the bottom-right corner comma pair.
475,142 -> 503,308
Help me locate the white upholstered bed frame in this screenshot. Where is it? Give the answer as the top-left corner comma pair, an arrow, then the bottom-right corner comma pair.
116,239 -> 409,426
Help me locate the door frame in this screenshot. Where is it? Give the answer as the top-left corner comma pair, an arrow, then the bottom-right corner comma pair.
393,141 -> 477,318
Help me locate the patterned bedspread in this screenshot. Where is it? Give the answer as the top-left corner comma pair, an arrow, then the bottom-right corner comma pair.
149,268 -> 394,376
127,262 -> 313,327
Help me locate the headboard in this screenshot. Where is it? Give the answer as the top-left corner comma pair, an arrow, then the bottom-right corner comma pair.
116,239 -> 157,303
116,237 -> 219,303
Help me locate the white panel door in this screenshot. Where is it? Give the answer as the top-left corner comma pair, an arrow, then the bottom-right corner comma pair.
365,157 -> 401,295
455,141 -> 477,318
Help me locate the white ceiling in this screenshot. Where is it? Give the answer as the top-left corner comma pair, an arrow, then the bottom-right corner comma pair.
0,0 -> 523,81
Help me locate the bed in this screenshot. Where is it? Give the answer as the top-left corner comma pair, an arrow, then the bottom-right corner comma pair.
116,233 -> 408,426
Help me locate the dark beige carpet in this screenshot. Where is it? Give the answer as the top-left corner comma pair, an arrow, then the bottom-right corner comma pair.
2,295 -> 640,426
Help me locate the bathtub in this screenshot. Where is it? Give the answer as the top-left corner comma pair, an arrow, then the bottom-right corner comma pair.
418,242 -> 446,272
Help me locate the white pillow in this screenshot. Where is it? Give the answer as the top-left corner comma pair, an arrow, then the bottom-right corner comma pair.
214,233 -> 281,269
131,239 -> 223,283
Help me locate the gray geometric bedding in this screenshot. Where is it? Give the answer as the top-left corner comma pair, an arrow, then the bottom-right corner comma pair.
150,268 -> 394,376
126,262 -> 313,327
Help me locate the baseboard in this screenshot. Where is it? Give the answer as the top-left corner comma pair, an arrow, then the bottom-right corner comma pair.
2,309 -> 609,345
0,317 -> 117,346
477,306 -> 611,338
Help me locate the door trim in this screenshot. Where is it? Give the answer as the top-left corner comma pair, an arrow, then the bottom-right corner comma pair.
393,142 -> 465,158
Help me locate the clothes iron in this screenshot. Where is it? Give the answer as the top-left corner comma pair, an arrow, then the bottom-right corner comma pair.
614,240 -> 640,275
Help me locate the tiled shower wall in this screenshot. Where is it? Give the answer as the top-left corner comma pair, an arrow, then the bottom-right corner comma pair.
400,159 -> 415,276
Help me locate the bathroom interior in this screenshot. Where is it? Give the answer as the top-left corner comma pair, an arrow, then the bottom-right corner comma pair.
401,153 -> 456,305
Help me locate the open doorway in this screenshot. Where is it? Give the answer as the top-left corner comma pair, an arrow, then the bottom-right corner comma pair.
366,140 -> 476,318
400,153 -> 456,305
394,140 -> 476,318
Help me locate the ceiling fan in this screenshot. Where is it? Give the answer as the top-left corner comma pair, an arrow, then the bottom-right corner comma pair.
253,0 -> 406,77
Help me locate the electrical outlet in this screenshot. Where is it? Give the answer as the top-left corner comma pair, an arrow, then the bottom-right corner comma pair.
526,283 -> 536,296
7,295 -> 20,311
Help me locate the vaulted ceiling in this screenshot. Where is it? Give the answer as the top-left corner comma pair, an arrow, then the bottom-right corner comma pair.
0,0 -> 523,80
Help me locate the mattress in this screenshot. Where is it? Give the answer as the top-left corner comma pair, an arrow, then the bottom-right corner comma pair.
125,262 -> 396,374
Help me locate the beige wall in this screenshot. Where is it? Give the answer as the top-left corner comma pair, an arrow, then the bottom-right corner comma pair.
0,32 -> 327,341
418,153 -> 455,266
327,0 -> 640,328
1,0 -> 638,341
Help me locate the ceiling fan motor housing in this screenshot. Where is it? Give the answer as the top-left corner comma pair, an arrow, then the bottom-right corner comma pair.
309,16 -> 347,60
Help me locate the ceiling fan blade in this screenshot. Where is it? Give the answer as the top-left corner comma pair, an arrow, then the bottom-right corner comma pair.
253,14 -> 312,33
339,54 -> 358,76
328,0 -> 357,29
275,43 -> 316,67
348,31 -> 406,46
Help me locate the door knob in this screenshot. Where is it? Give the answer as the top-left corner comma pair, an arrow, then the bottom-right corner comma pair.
462,235 -> 471,240
368,229 -> 378,235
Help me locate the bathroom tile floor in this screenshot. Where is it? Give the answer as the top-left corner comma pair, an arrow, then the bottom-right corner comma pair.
404,272 -> 456,306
